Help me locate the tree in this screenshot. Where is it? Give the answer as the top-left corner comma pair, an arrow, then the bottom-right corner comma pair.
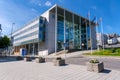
0,35 -> 10,48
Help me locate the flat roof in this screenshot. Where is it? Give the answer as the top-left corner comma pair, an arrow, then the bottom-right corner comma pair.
13,4 -> 96,34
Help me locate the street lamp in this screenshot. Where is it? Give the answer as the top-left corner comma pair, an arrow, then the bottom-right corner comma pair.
0,24 -> 2,37
10,23 -> 15,55
11,23 -> 15,46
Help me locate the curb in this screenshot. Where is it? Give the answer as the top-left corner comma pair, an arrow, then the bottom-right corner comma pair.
83,55 -> 120,59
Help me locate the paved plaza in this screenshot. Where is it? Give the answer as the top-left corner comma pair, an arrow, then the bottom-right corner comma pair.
0,60 -> 120,80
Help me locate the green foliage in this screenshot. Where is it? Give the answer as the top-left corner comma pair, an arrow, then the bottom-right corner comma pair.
89,58 -> 99,63
0,35 -> 10,48
115,48 -> 120,53
103,50 -> 112,55
85,48 -> 120,56
110,48 -> 116,53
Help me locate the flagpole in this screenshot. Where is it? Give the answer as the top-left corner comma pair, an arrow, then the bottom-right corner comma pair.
100,18 -> 104,50
96,17 -> 100,51
88,11 -> 93,55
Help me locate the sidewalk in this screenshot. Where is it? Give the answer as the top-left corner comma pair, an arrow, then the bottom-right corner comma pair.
0,61 -> 120,80
45,50 -> 120,60
45,50 -> 93,59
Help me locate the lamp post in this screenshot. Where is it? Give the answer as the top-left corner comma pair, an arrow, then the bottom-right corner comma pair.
10,23 -> 15,55
0,24 -> 2,37
11,23 -> 15,46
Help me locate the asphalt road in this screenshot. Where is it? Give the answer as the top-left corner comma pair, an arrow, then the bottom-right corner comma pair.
46,56 -> 120,71
66,57 -> 120,71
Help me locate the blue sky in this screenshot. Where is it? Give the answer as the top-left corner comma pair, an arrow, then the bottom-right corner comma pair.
0,0 -> 120,36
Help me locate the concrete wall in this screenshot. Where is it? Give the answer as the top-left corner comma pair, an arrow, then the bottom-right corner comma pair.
39,10 -> 49,56
47,12 -> 56,54
41,10 -> 56,54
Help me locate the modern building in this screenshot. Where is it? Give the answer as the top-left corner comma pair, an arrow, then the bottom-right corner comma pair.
96,33 -> 108,46
12,4 -> 97,56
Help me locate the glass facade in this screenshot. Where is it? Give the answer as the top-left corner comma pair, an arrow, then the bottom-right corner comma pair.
39,17 -> 46,42
56,7 -> 90,51
65,11 -> 74,49
81,18 -> 87,49
57,8 -> 64,50
86,24 -> 91,49
74,15 -> 80,49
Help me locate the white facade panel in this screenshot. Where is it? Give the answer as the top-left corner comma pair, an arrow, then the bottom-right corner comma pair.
14,35 -> 38,44
14,27 -> 38,39
13,19 -> 39,36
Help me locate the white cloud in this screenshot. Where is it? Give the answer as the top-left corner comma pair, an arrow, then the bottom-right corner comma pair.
45,1 -> 52,7
31,8 -> 37,13
29,0 -> 52,7
58,0 -> 64,3
30,0 -> 41,5
30,0 -> 43,7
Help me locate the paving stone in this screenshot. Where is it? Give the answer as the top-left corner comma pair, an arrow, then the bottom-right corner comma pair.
0,61 -> 120,80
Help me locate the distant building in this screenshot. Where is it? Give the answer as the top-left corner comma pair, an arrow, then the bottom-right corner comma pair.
107,33 -> 120,45
107,33 -> 119,39
96,33 -> 108,46
12,4 -> 97,56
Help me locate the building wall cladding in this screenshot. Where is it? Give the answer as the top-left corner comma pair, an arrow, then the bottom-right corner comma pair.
47,12 -> 56,53
39,11 -> 49,55
12,4 -> 97,56
13,18 -> 39,46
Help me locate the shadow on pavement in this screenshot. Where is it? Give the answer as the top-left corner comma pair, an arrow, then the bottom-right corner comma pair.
0,56 -> 23,63
101,69 -> 111,74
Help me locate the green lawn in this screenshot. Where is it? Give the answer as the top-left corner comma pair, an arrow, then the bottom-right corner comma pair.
84,48 -> 120,56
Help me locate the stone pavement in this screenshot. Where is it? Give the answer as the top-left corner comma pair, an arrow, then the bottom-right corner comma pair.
0,61 -> 120,80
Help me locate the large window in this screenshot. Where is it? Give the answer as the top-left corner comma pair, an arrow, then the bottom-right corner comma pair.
39,17 -> 46,42
74,15 -> 80,49
87,23 -> 91,49
65,11 -> 74,49
57,8 -> 64,50
81,18 -> 87,49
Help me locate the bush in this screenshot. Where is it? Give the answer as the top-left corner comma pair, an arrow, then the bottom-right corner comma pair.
89,58 -> 99,63
115,48 -> 120,53
110,48 -> 116,53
